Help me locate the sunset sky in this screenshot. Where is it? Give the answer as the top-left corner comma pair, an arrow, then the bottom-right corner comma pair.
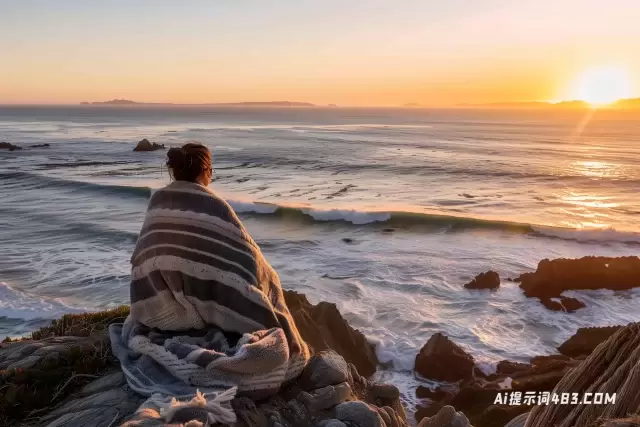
1,0 -> 640,106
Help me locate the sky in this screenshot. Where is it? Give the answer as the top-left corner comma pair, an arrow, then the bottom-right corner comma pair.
1,0 -> 640,106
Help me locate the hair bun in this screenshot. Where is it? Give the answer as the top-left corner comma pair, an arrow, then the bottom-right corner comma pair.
166,147 -> 186,170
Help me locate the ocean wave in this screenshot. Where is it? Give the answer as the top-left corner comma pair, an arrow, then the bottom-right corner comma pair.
0,170 -> 152,198
3,171 -> 637,245
227,199 -> 640,244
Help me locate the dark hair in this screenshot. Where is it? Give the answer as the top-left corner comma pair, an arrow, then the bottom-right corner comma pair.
166,142 -> 212,183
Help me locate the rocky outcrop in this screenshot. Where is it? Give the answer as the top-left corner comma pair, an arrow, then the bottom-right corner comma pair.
412,323 -> 640,427
0,142 -> 22,151
0,292 -> 393,427
521,322 -> 640,427
414,333 -> 478,383
120,351 -> 407,427
133,138 -> 165,152
464,271 -> 500,290
518,256 -> 640,299
284,290 -> 379,377
557,326 -> 623,357
413,331 -> 594,427
30,143 -> 51,148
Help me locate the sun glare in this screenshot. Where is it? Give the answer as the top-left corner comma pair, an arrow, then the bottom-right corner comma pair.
571,66 -> 633,106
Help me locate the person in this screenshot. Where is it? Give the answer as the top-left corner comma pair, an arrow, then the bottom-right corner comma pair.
110,142 -> 310,412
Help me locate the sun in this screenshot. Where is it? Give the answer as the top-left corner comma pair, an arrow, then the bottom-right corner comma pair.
571,66 -> 633,106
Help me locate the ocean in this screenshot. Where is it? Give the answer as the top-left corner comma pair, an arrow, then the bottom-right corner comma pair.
1,105 -> 639,409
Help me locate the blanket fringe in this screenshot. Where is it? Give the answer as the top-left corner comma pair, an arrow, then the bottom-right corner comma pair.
149,387 -> 238,426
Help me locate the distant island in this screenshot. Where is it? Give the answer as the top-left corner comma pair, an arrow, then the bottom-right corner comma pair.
81,99 -> 316,107
455,98 -> 640,110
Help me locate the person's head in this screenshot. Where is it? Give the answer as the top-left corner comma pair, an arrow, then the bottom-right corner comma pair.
166,142 -> 212,186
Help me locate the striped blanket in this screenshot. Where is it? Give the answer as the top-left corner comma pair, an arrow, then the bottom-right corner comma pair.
109,180 -> 310,409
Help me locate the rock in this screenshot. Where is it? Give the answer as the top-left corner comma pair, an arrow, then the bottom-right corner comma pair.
557,326 -> 623,357
539,296 -> 586,312
464,271 -> 500,290
284,290 -> 378,377
416,386 -> 454,401
299,382 -> 353,412
300,351 -> 350,390
417,405 -> 472,427
523,322 -> 640,427
317,420 -> 348,427
30,143 -> 51,148
473,405 -> 530,427
0,142 -> 22,151
414,333 -> 477,382
342,238 -> 355,244
495,361 -> 531,376
518,256 -> 640,299
133,138 -> 165,152
334,401 -> 386,427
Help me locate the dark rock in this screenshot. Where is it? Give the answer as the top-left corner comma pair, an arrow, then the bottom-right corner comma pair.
300,351 -> 350,390
539,296 -> 586,312
133,138 -> 165,152
342,238 -> 354,244
334,401 -> 385,427
415,401 -> 445,422
0,142 -> 22,151
558,326 -> 623,357
495,360 -> 531,376
416,385 -> 453,401
417,405 -> 472,427
284,290 -> 378,378
414,333 -> 476,382
382,228 -> 395,233
473,404 -> 531,427
464,271 -> 500,290
30,143 -> 51,148
518,256 -> 640,299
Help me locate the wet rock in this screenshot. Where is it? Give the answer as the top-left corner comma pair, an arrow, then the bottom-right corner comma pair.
557,325 -> 623,357
464,271 -> 500,290
342,238 -> 355,244
414,333 -> 477,382
539,296 -> 586,312
417,405 -> 471,427
133,138 -> 165,151
518,256 -> 640,299
31,143 -> 51,148
284,290 -> 378,377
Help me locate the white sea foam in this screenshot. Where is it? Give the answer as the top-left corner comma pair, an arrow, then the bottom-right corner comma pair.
302,208 -> 392,225
0,282 -> 83,321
